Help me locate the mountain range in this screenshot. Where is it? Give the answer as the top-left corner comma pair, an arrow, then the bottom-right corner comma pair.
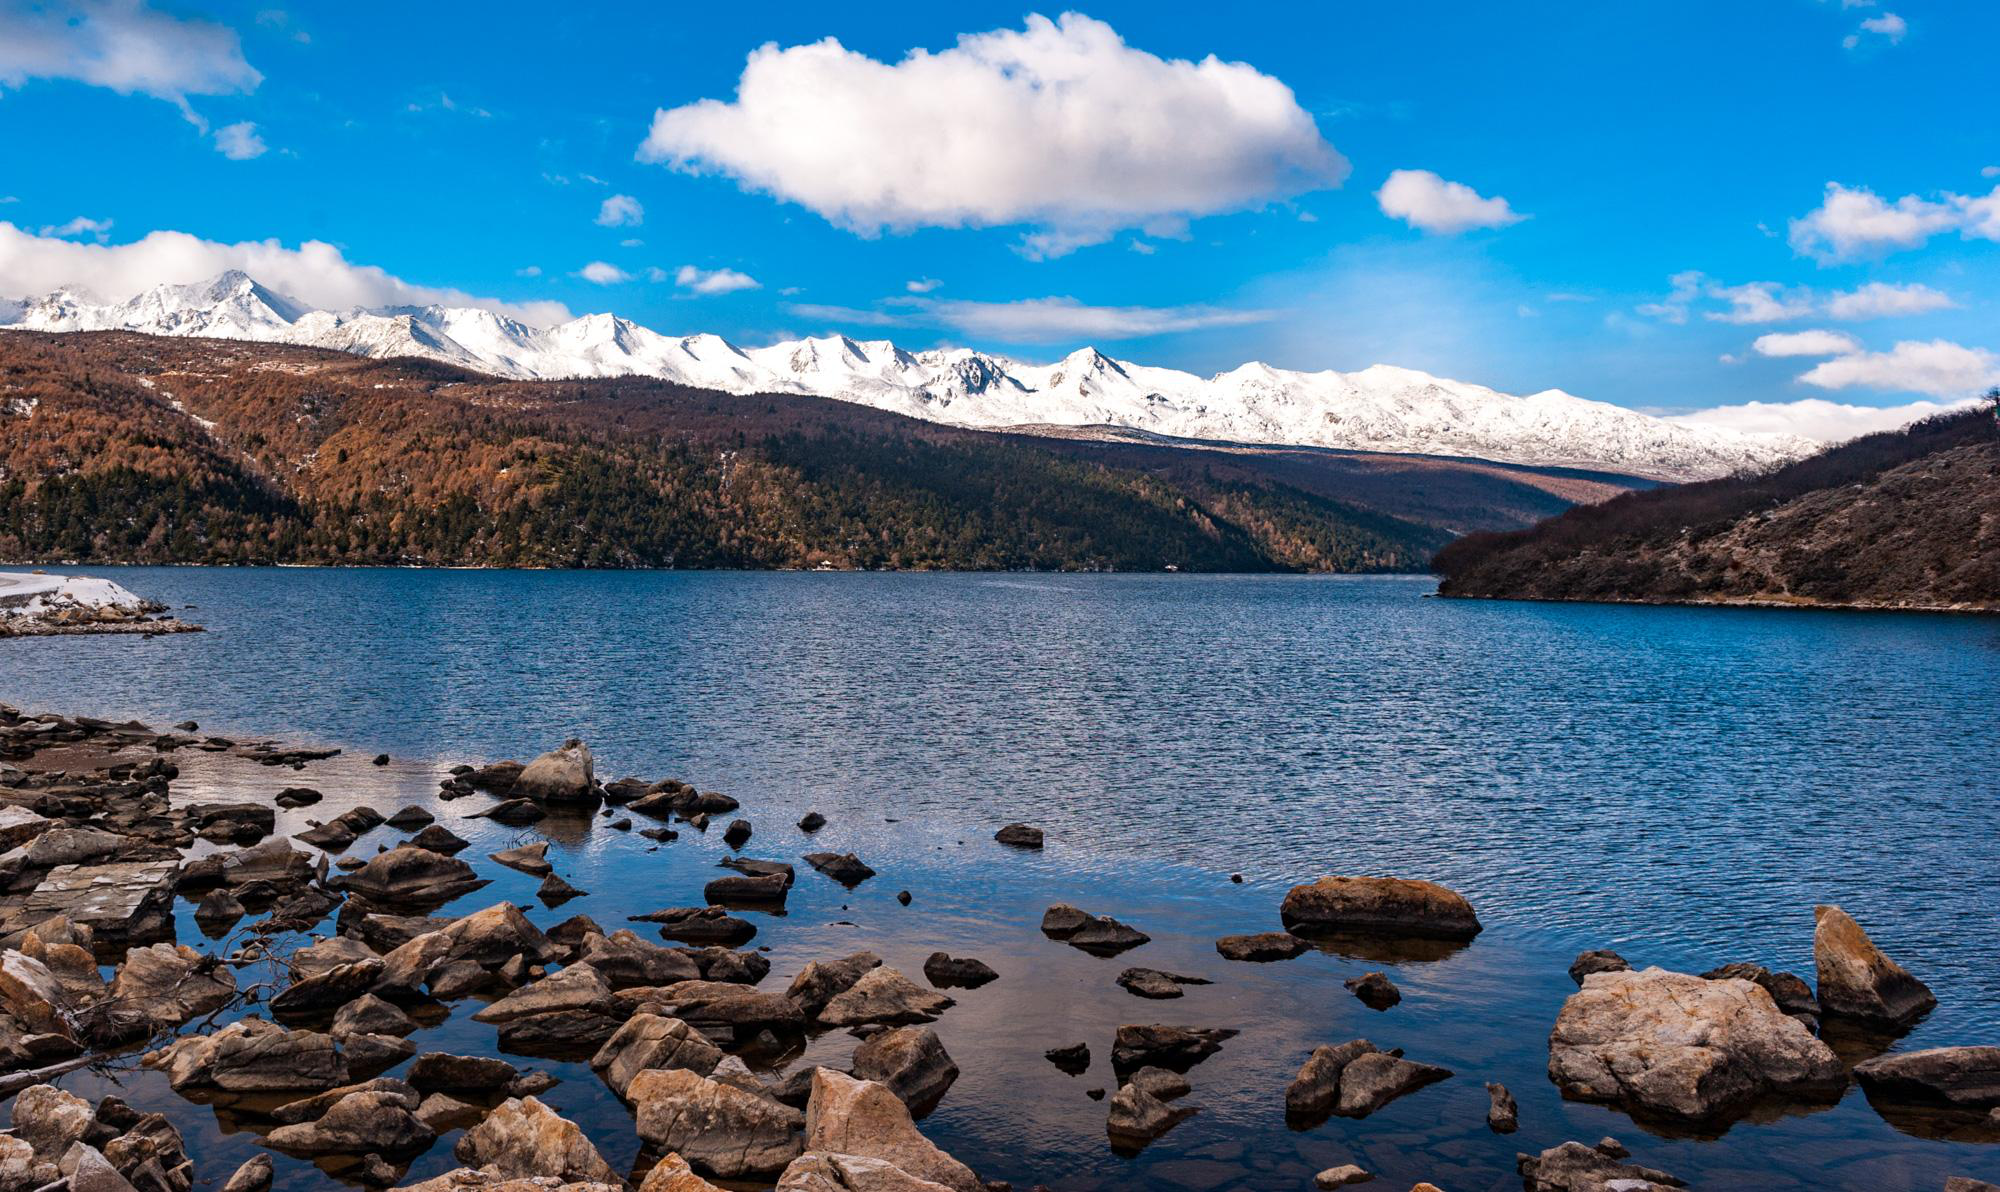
0,271 -> 1813,481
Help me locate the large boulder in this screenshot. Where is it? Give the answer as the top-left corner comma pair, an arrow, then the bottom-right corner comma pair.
1105,1082 -> 1191,1149
341,846 -> 484,905
12,1083 -> 92,1161
642,1153 -> 730,1191
1813,905 -> 1936,1030
630,1067 -> 804,1178
1853,1046 -> 2000,1109
817,967 -> 953,1028
106,943 -> 235,1033
1548,967 -> 1844,1123
512,740 -> 595,803
453,1096 -> 621,1184
591,1013 -> 724,1098
1279,876 -> 1481,940
578,930 -> 702,989
786,952 -> 881,1016
266,1088 -> 433,1156
472,964 -> 616,1024
1517,1139 -> 1686,1191
804,1070 -> 979,1192
1284,1039 -> 1449,1122
851,1026 -> 959,1116
777,1152 -> 958,1192
144,1018 -> 347,1091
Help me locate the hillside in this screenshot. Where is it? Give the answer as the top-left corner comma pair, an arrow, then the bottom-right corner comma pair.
1,271 -> 1809,480
0,330 -> 1646,572
1434,401 -> 2000,612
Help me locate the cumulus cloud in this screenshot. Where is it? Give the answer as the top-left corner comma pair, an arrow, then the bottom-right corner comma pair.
1799,338 -> 2000,397
1752,329 -> 1860,357
0,0 -> 260,124
1706,281 -> 1813,324
905,278 -> 941,294
1823,281 -> 1954,319
674,265 -> 759,295
0,221 -> 569,323
1787,181 -> 2000,261
212,121 -> 265,160
596,194 -> 643,227
1670,396 -> 1970,443
578,261 -> 630,285
637,13 -> 1346,256
1844,12 -> 1907,48
38,216 -> 112,241
788,294 -> 1274,342
1375,169 -> 1526,234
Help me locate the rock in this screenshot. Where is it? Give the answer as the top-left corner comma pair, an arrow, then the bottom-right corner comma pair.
818,967 -> 954,1027
1280,876 -> 1481,940
577,930 -> 702,989
343,1031 -> 418,1076
1700,963 -> 1821,1026
408,1052 -> 520,1093
267,1088 -> 433,1156
682,946 -> 769,985
787,952 -> 882,1016
895,890 -> 911,906
1110,1024 -> 1236,1074
538,872 -> 585,905
1814,904 -> 1936,1030
921,953 -> 997,990
386,807 -> 433,829
106,942 -> 235,1032
1215,932 -> 1308,962
1286,1040 -> 1378,1123
1517,1139 -> 1686,1191
1116,968 -> 1209,999
705,871 -> 790,906
490,843 -> 553,876
993,823 -> 1043,849
342,846 -> 485,905
797,812 -> 827,833
332,993 -> 417,1039
1853,1047 -> 2000,1108
804,1069 -> 979,1192
1548,967 -> 1844,1122
1314,1166 -> 1374,1188
274,788 -> 321,809
1567,951 -> 1622,983
634,906 -> 758,947
472,964 -> 614,1024
13,1083 -> 92,1160
271,958 -> 385,1020
631,1067 -> 805,1178
1334,1049 -> 1452,1117
408,824 -> 471,853
641,1152 -> 733,1191
1486,1081 -> 1519,1132
592,1013 -> 724,1098
804,852 -> 876,886
852,1026 -> 959,1116
1039,904 -> 1090,936
1344,971 -> 1401,1010
1063,915 -> 1149,956
1946,1181 -> 2000,1192
477,798 -> 548,825
454,1095 -> 620,1183
193,889 -> 246,930
0,949 -> 70,1034
10,859 -> 183,945
723,820 -> 752,847
58,1142 -> 136,1192
294,820 -> 357,850
512,740 -> 596,803
415,1093 -> 486,1134
270,1077 -> 418,1124
293,935 -> 379,975
774,1152 -> 957,1192
222,838 -> 318,886
1105,1081 -> 1191,1148
1045,1043 -> 1090,1075
634,981 -> 806,1041
144,1018 -> 348,1091
218,1154 -> 273,1192
1125,1066 -> 1189,1100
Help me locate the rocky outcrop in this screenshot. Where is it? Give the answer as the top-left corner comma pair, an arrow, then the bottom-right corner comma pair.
804,1069 -> 979,1192
453,1096 -> 621,1184
591,1013 -> 724,1099
1110,1025 -> 1236,1074
1517,1139 -> 1685,1191
144,1018 -> 347,1092
512,740 -> 596,803
1286,1039 -> 1449,1123
266,1087 -> 433,1156
631,1067 -> 804,1177
1814,904 -> 1936,1030
1548,967 -> 1844,1123
1279,876 -> 1481,940
851,1026 -> 959,1116
817,968 -> 953,1028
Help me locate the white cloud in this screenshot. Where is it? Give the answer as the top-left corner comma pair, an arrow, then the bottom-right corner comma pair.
789,294 -> 1275,342
1822,281 -> 1954,319
1984,165 -> 2000,179
0,221 -> 569,323
1705,281 -> 1813,324
1847,12 -> 1907,46
38,216 -> 113,241
1635,270 -> 1706,324
1752,329 -> 1860,357
1787,181 -> 1994,261
618,238 -> 643,248
515,265 -> 542,278
1670,397 -> 1970,443
638,13 -> 1345,256
1799,339 -> 2000,397
1375,169 -> 1525,234
674,265 -> 758,295
905,277 -> 941,294
596,194 -> 643,227
578,261 -> 630,285
0,0 -> 260,125
212,120 -> 265,160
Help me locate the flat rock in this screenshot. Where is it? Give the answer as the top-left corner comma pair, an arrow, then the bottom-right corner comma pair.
144,1018 -> 347,1092
921,953 -> 997,990
0,859 -> 180,943
453,1095 -> 620,1183
1215,932 -> 1308,962
1517,1139 -> 1686,1191
1116,967 -> 1209,1000
471,963 -> 613,1024
1334,1049 -> 1452,1117
993,823 -> 1043,849
408,1052 -> 520,1093
578,929 -> 701,989
1854,1046 -> 2000,1108
704,871 -> 789,906
1280,875 -> 1481,940
1814,904 -> 1936,1030
1111,1024 -> 1236,1074
818,967 -> 954,1027
271,958 -> 385,1020
804,1069 -> 979,1192
634,906 -> 757,947
630,1067 -> 805,1178
490,843 -> 553,877
1549,966 -> 1844,1123
1314,1166 -> 1373,1189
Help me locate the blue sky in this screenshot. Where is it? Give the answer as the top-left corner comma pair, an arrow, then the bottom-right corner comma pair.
0,1 -> 1994,435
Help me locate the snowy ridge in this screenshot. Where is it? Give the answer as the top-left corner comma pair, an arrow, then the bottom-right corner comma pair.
2,271 -> 1813,480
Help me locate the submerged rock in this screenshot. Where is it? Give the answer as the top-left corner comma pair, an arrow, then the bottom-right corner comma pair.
993,823 -> 1043,849
1548,967 -> 1843,1123
1280,876 -> 1481,940
921,953 -> 997,990
1814,904 -> 1936,1031
489,843 -> 552,877
1116,968 -> 1209,1000
1215,932 -> 1308,962
1517,1139 -> 1686,1191
1110,1025 -> 1236,1074
803,852 -> 876,887
1486,1081 -> 1520,1132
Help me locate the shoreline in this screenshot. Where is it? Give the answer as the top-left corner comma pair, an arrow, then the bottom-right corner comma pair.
0,703 -> 1994,1191
1434,590 -> 2000,617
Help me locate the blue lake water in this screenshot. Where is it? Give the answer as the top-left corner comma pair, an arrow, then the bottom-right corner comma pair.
3,568 -> 1998,1190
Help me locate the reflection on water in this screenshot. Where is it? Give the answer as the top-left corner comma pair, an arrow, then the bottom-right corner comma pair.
3,569 -> 1999,1189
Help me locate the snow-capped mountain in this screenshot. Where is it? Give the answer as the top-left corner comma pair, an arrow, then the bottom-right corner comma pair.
2,271 -> 1813,479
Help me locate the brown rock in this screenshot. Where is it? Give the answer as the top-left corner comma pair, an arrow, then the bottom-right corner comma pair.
630,1067 -> 804,1178
1279,876 -> 1481,940
818,967 -> 954,1027
851,1026 -> 959,1116
1853,1046 -> 2000,1108
804,1069 -> 979,1192
512,740 -> 596,803
1814,904 -> 1936,1030
591,1013 -> 724,1099
1214,932 -> 1308,962
1517,1139 -> 1685,1191
453,1095 -> 620,1183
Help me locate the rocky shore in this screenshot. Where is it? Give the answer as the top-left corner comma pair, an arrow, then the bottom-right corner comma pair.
0,574 -> 200,638
0,707 -> 1992,1191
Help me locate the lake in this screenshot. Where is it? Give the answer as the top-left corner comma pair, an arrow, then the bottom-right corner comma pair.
3,568 -> 1998,1190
